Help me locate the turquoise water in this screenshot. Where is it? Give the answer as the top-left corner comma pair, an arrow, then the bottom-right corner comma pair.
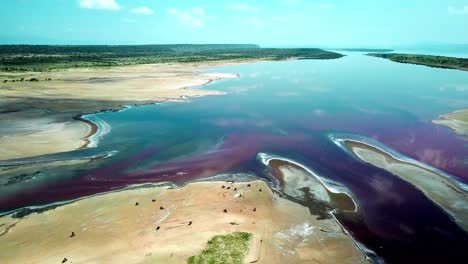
1,53 -> 467,263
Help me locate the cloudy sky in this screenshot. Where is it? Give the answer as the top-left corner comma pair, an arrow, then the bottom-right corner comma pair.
1,0 -> 467,47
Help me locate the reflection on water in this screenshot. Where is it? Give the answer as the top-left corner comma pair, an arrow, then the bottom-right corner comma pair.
1,54 -> 467,263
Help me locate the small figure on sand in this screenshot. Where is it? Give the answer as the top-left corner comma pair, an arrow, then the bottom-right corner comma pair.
152,199 -> 156,202
70,232 -> 75,238
253,208 -> 256,212
156,226 -> 160,230
62,257 -> 68,263
223,209 -> 228,213
160,206 -> 165,210
135,202 -> 139,206
188,221 -> 192,226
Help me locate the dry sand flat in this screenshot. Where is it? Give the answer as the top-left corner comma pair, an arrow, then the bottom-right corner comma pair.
0,64 -> 234,101
0,180 -> 367,264
0,63 -> 239,160
432,109 -> 468,137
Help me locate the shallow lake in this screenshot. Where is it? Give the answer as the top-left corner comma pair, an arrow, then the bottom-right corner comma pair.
2,53 -> 468,263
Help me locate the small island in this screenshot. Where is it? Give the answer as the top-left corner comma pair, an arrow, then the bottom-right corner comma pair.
367,53 -> 468,71
343,139 -> 468,232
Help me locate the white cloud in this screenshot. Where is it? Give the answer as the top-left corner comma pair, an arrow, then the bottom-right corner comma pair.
130,6 -> 154,15
448,6 -> 468,15
167,7 -> 205,28
226,3 -> 258,12
79,0 -> 120,11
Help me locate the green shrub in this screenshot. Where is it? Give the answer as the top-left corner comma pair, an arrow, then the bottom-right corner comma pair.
187,232 -> 252,264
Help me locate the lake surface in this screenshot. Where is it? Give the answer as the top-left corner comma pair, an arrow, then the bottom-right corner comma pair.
1,53 -> 467,263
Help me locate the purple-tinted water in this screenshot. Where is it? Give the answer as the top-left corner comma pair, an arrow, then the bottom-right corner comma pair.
0,54 -> 467,263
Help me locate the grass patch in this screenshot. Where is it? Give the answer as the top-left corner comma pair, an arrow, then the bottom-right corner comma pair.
187,232 -> 252,264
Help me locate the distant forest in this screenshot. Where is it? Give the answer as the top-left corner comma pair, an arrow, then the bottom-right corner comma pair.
0,44 -> 343,71
368,53 -> 468,71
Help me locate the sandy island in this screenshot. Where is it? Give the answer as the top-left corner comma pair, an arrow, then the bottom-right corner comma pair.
0,62 -> 241,160
260,155 -> 357,217
345,140 -> 468,232
433,109 -> 468,137
0,180 -> 367,264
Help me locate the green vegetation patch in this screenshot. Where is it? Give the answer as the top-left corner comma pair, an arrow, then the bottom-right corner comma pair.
367,53 -> 468,71
187,232 -> 252,264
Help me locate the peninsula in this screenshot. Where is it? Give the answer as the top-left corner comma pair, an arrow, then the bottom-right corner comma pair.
433,109 -> 468,137
367,53 -> 468,71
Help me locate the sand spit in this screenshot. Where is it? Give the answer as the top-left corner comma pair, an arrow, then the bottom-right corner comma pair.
433,109 -> 468,137
343,139 -> 468,232
0,63 -> 239,160
0,180 -> 367,264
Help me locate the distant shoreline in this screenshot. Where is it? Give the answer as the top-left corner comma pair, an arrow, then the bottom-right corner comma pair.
367,53 -> 468,72
0,44 -> 343,72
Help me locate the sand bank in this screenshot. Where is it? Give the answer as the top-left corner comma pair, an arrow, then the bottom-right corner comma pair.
0,63 -> 239,160
258,153 -> 357,215
433,109 -> 468,137
0,180 -> 367,264
345,140 -> 468,231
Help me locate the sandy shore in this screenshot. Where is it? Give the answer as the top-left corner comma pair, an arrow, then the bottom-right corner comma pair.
0,111 -> 93,160
432,109 -> 468,137
345,140 -> 468,232
0,180 -> 367,264
0,62 -> 240,160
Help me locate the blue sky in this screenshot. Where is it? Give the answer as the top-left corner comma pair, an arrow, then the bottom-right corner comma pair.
1,0 -> 467,47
